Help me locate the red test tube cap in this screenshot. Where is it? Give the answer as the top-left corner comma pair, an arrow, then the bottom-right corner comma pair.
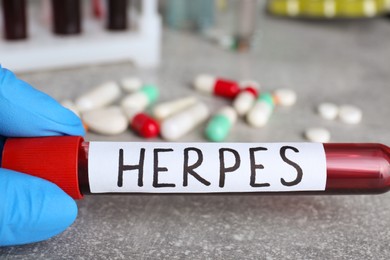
1,136 -> 84,199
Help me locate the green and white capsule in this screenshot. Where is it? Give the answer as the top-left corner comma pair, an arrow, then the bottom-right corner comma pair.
205,106 -> 237,142
120,84 -> 159,111
246,92 -> 274,128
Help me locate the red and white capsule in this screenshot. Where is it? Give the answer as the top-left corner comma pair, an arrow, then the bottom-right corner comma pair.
123,107 -> 160,138
194,74 -> 240,99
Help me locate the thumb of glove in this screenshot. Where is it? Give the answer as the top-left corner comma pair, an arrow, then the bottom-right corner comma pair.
0,169 -> 78,246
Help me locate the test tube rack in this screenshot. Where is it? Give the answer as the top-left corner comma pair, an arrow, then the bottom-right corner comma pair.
0,0 -> 161,73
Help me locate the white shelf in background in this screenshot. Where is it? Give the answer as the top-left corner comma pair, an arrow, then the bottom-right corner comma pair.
0,0 -> 161,72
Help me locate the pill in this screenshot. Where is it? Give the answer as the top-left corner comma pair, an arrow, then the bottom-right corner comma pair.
121,84 -> 159,110
61,99 -> 80,116
75,81 -> 121,112
338,105 -> 362,124
123,107 -> 160,138
205,106 -> 237,142
161,102 -> 210,141
120,77 -> 142,93
153,96 -> 198,121
246,92 -> 274,128
233,87 -> 259,116
304,127 -> 331,143
194,74 -> 240,99
273,88 -> 297,107
82,106 -> 128,135
317,102 -> 339,120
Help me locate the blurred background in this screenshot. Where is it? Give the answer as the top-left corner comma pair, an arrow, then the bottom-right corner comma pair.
1,1 -> 390,259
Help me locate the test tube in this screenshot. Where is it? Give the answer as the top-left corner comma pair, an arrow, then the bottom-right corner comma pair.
2,137 -> 389,199
106,0 -> 128,30
1,0 -> 27,40
51,0 -> 82,35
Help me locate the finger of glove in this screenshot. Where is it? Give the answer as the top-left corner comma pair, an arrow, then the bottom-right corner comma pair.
0,67 -> 85,137
0,169 -> 78,246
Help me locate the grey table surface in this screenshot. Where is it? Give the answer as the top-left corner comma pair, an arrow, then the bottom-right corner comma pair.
1,13 -> 390,260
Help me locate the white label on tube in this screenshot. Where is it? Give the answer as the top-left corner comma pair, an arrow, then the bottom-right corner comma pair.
88,142 -> 327,193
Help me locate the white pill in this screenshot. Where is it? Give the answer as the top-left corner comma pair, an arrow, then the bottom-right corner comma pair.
304,127 -> 331,143
233,88 -> 258,116
317,102 -> 339,120
61,99 -> 80,116
338,105 -> 362,124
153,96 -> 197,121
273,88 -> 297,107
75,81 -> 121,112
161,102 -> 210,140
120,77 -> 142,93
193,74 -> 216,94
82,106 -> 128,135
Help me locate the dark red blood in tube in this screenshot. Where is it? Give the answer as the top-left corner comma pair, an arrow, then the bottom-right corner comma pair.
107,0 -> 128,30
1,0 -> 27,40
51,0 -> 82,35
325,143 -> 390,194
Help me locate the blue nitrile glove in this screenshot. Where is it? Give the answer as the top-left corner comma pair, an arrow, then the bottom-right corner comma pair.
0,66 -> 85,246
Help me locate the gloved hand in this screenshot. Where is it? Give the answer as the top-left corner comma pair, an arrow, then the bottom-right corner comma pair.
0,66 -> 85,246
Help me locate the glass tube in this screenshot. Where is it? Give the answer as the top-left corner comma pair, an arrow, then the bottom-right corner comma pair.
78,142 -> 390,195
2,137 -> 389,198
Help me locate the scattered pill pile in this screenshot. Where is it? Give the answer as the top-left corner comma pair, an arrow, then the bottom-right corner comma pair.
194,74 -> 300,141
62,79 -> 161,138
304,102 -> 363,142
62,74 -> 362,143
62,74 -> 298,141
